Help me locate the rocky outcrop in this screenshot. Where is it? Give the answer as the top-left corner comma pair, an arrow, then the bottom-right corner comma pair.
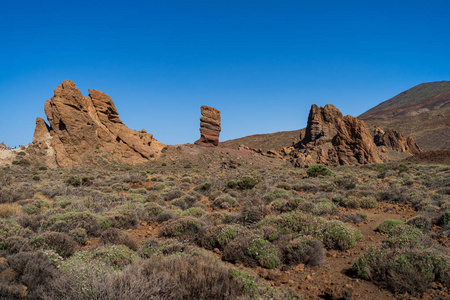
195,105 -> 221,147
288,104 -> 382,167
373,127 -> 422,155
32,80 -> 165,168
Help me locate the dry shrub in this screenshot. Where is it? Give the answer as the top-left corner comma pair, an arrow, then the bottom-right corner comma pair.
100,227 -> 138,251
283,236 -> 324,267
105,209 -> 138,229
212,194 -> 238,209
240,196 -> 269,225
80,250 -> 282,299
17,213 -> 47,232
406,216 -> 432,232
1,236 -> 32,255
0,186 -> 35,204
154,211 -> 177,223
159,216 -> 205,240
41,232 -> 77,257
3,252 -> 74,299
201,211 -> 229,226
0,203 -> 22,218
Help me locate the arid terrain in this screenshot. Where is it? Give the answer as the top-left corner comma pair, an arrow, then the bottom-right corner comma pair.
0,81 -> 449,300
222,81 -> 450,153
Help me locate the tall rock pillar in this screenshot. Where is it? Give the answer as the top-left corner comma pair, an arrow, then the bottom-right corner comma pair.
194,105 -> 221,147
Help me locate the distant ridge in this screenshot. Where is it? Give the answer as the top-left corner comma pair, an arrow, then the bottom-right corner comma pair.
359,81 -> 450,151
360,81 -> 450,119
219,129 -> 302,151
222,81 -> 450,152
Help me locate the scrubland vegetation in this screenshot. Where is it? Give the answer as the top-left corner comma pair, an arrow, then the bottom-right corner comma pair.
0,151 -> 449,299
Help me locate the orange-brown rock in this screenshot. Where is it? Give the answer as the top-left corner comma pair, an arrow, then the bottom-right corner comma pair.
374,127 -> 422,155
290,104 -> 382,167
32,80 -> 165,168
195,105 -> 221,147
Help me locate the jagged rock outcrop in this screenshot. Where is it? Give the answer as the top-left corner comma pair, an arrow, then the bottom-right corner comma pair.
289,104 -> 382,167
195,105 -> 221,147
373,127 -> 422,155
32,80 -> 165,168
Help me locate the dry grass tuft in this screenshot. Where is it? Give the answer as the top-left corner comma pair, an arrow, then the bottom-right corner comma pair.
0,203 -> 22,218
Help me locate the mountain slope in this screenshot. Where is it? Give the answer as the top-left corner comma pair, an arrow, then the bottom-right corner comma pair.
219,129 -> 302,151
359,81 -> 450,151
360,81 -> 450,119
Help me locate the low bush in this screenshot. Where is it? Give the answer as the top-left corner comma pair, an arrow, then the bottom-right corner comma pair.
352,245 -> 450,295
258,211 -> 361,250
223,234 -> 281,269
283,235 -> 324,267
159,216 -> 205,240
198,224 -> 249,250
100,228 -> 138,251
212,194 -> 238,209
3,252 -> 74,299
307,164 -> 331,177
406,216 -> 432,232
437,210 -> 450,226
41,232 -> 77,257
376,219 -> 404,234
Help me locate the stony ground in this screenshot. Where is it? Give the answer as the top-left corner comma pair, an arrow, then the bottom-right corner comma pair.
0,144 -> 449,299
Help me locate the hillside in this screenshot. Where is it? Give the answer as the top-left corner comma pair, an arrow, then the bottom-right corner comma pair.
220,129 -> 303,151
359,81 -> 450,150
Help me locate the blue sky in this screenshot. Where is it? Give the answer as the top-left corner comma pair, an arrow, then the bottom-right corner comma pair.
1,0 -> 449,146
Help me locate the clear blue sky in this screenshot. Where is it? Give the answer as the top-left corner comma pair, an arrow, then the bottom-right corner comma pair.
1,0 -> 449,146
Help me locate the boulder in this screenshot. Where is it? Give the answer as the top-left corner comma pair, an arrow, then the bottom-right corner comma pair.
373,127 -> 422,155
195,105 -> 221,147
32,80 -> 165,168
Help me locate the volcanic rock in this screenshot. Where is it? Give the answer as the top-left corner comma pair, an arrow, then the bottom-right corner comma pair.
290,104 -> 382,167
195,105 -> 221,147
373,127 -> 421,155
32,80 -> 165,168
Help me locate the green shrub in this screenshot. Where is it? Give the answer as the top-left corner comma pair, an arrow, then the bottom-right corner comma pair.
385,224 -> 424,248
223,234 -> 280,269
159,216 -> 205,239
438,210 -> 450,226
306,164 -> 331,177
200,181 -> 212,190
359,196 -> 377,209
247,236 -> 281,269
152,182 -> 166,191
32,174 -> 41,181
228,176 -> 259,190
237,176 -> 259,190
38,165 -> 48,171
198,224 -> 248,250
182,207 -> 206,218
257,211 -> 360,251
65,245 -> 139,271
352,245 -> 450,295
376,219 -> 404,234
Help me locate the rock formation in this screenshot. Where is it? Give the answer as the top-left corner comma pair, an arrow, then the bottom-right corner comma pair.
194,105 -> 221,147
288,104 -> 383,167
373,127 -> 422,155
32,80 -> 165,168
